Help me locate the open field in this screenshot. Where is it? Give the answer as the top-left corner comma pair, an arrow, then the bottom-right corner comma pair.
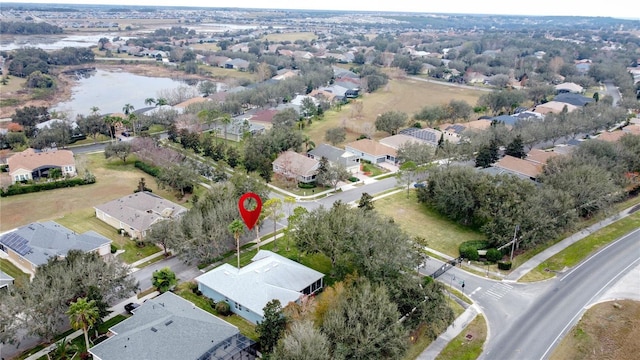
304,77 -> 485,147
0,76 -> 26,94
260,31 -> 317,42
435,315 -> 486,360
374,191 -> 485,257
521,211 -> 640,282
0,153 -> 188,232
550,300 -> 640,360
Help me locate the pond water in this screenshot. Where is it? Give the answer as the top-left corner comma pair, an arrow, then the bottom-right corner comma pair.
51,68 -> 195,120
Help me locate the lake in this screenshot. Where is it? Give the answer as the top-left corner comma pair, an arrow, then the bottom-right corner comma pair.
51,68 -> 195,120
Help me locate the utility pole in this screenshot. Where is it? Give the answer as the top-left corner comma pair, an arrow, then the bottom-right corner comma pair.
510,224 -> 520,262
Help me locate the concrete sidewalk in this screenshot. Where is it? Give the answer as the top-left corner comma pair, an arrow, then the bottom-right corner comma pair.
506,204 -> 638,281
417,304 -> 480,359
24,291 -> 160,360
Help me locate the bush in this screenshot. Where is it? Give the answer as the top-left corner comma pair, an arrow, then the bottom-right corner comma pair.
498,261 -> 512,270
0,177 -> 95,197
134,160 -> 161,177
110,244 -> 118,254
298,182 -> 316,189
486,248 -> 503,263
459,240 -> 490,261
216,301 -> 231,315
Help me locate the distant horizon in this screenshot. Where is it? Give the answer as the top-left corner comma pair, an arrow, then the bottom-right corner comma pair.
4,1 -> 639,20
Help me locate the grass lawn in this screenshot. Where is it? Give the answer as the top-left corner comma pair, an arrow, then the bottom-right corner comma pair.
361,162 -> 387,177
1,153 -> 189,232
198,65 -> 258,81
175,282 -> 259,341
374,191 -> 486,257
0,258 -> 30,288
521,211 -> 640,282
435,314 -> 486,360
550,300 -> 640,360
260,31 -> 317,42
304,77 -> 485,147
0,76 -> 26,93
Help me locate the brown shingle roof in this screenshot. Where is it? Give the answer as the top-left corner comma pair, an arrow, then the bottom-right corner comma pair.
8,148 -> 74,174
273,151 -> 319,177
174,97 -> 209,109
344,139 -> 397,157
526,149 -> 560,165
597,131 -> 626,143
493,155 -> 543,179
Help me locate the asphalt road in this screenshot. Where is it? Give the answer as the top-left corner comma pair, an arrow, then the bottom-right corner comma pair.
480,227 -> 640,360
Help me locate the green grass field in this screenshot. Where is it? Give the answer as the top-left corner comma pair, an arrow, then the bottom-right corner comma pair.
435,315 -> 486,360
374,191 -> 486,257
0,258 -> 30,288
521,211 -> 640,282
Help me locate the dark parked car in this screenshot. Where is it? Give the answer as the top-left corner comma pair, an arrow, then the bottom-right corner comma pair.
124,302 -> 140,314
413,182 -> 426,188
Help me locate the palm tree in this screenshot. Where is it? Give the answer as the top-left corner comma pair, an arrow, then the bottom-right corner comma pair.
144,98 -> 156,106
263,198 -> 284,251
220,114 -> 232,141
66,297 -> 100,354
89,106 -> 100,116
302,135 -> 316,152
156,98 -> 168,106
103,115 -> 116,141
228,219 -> 245,269
122,103 -> 134,116
48,337 -> 79,360
128,113 -> 138,136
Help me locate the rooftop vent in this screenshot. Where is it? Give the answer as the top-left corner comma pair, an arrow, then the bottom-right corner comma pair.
165,320 -> 173,326
151,327 -> 158,332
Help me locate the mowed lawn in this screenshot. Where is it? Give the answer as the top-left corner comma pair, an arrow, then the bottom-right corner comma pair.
304,77 -> 485,147
374,191 -> 485,257
0,152 -> 188,232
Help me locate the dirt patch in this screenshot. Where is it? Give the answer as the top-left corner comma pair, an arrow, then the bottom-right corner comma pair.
550,300 -> 640,360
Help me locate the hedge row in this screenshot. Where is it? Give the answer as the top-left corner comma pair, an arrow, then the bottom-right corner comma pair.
1,177 -> 95,197
134,160 -> 161,177
459,240 -> 491,261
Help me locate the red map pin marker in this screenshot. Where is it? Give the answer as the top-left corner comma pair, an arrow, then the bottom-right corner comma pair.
238,192 -> 262,230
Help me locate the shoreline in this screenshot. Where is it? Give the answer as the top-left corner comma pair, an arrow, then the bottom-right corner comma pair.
0,62 -> 209,119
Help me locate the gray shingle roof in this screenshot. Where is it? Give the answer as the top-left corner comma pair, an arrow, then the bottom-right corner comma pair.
0,221 -> 111,267
196,250 -> 324,317
307,144 -> 359,168
89,292 -> 243,360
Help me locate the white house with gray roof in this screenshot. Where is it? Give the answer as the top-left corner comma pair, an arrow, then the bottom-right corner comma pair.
307,143 -> 360,174
89,292 -> 256,360
94,192 -> 187,239
196,250 -> 324,324
0,221 -> 111,274
0,270 -> 14,289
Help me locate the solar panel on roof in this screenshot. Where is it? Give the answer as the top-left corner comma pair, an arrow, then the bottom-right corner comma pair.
0,232 -> 32,256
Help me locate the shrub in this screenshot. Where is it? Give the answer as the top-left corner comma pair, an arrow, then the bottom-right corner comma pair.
298,182 -> 316,189
216,301 -> 231,315
459,240 -> 490,261
0,177 -> 95,197
348,176 -> 359,182
486,248 -> 503,263
110,244 -> 118,253
498,261 -> 512,270
134,160 -> 161,177
357,134 -> 369,140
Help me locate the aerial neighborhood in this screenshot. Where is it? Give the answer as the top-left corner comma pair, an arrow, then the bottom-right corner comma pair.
0,3 -> 639,360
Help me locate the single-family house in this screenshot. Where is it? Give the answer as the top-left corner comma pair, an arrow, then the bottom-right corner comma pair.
224,58 -> 250,71
396,128 -> 442,147
492,155 -> 545,181
89,292 -> 257,360
307,144 -> 360,174
248,109 -> 279,127
344,139 -> 397,164
196,250 -> 324,324
553,93 -> 594,107
525,149 -> 560,166
0,221 -> 111,274
8,148 -> 76,184
272,150 -> 320,183
0,270 -> 14,289
94,192 -> 187,239
534,101 -> 579,115
555,82 -> 584,94
380,133 -> 429,149
206,117 -> 265,142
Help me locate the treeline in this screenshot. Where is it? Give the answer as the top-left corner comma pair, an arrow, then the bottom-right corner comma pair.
7,47 -> 95,78
0,21 -> 63,35
418,134 -> 640,249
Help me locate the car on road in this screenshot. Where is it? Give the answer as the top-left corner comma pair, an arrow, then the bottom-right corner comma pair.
414,182 -> 426,188
124,302 -> 140,314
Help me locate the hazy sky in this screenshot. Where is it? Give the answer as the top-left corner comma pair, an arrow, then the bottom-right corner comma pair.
20,0 -> 638,19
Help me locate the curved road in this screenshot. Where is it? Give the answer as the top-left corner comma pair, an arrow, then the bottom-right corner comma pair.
480,227 -> 640,360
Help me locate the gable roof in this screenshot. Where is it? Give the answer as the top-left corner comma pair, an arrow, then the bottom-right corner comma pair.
8,148 -> 75,175
196,250 -> 324,317
553,93 -> 594,107
0,221 -> 111,267
555,82 -> 584,93
534,101 -> 579,114
307,144 -> 359,168
379,134 -> 428,149
493,155 -> 543,179
94,192 -> 187,233
273,151 -> 319,176
344,139 -> 397,157
526,149 -> 560,165
89,292 -> 248,360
